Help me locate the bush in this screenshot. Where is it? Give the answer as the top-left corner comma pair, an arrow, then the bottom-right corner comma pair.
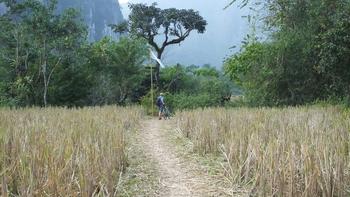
166,93 -> 220,111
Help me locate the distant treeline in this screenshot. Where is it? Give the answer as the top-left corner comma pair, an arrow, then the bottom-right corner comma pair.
0,0 -> 238,109
225,0 -> 350,106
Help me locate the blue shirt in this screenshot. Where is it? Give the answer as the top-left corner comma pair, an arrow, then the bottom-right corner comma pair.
157,96 -> 164,106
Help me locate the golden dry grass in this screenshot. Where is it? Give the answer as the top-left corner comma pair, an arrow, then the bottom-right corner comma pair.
0,106 -> 143,196
176,107 -> 350,196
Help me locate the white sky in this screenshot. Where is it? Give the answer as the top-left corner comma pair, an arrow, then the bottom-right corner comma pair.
119,0 -> 129,4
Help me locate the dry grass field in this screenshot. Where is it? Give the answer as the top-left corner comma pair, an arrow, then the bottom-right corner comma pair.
1,105 -> 349,196
0,106 -> 142,196
176,107 -> 350,196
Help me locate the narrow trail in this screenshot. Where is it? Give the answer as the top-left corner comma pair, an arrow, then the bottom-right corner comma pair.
139,119 -> 226,197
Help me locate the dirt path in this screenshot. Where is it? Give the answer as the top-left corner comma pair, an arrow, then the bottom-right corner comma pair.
139,118 -> 227,197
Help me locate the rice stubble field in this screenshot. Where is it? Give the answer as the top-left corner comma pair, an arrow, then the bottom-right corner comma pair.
177,107 -> 350,196
1,106 -> 350,196
0,106 -> 142,196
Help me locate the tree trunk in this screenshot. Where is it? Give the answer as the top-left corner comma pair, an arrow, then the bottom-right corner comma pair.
43,57 -> 61,107
43,82 -> 48,107
42,39 -> 48,107
43,61 -> 48,107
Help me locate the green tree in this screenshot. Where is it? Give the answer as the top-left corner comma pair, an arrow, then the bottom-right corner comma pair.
225,0 -> 350,106
111,3 -> 207,86
25,0 -> 87,106
86,37 -> 148,105
0,0 -> 87,106
0,1 -> 34,106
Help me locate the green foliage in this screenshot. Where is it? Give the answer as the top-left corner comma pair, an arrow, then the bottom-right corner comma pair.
0,0 -> 87,106
120,3 -> 207,39
86,37 -> 148,105
48,55 -> 92,107
0,0 -> 148,107
0,0 -> 239,110
166,93 -> 218,110
160,64 -> 197,94
158,64 -> 239,110
139,64 -> 239,112
193,64 -> 220,78
225,0 -> 350,106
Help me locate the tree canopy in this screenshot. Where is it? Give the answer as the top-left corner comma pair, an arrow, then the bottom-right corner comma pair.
112,3 -> 207,85
0,0 -> 87,106
225,0 -> 350,106
0,0 -> 149,107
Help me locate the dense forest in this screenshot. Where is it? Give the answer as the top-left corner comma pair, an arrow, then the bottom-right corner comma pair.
225,0 -> 350,106
0,0 -> 236,109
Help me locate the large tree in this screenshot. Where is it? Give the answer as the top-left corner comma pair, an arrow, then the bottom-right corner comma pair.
112,3 -> 207,86
0,0 -> 87,106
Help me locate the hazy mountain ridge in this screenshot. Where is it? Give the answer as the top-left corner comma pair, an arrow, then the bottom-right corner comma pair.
0,0 -> 124,41
55,0 -> 124,41
0,3 -> 6,14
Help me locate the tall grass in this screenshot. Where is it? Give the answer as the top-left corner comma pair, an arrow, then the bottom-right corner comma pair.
0,106 -> 142,196
177,107 -> 350,196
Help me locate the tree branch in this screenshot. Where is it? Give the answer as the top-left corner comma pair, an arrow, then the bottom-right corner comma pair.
147,36 -> 161,54
144,29 -> 161,53
165,72 -> 182,91
164,29 -> 191,47
177,24 -> 183,37
162,26 -> 169,48
47,57 -> 62,87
